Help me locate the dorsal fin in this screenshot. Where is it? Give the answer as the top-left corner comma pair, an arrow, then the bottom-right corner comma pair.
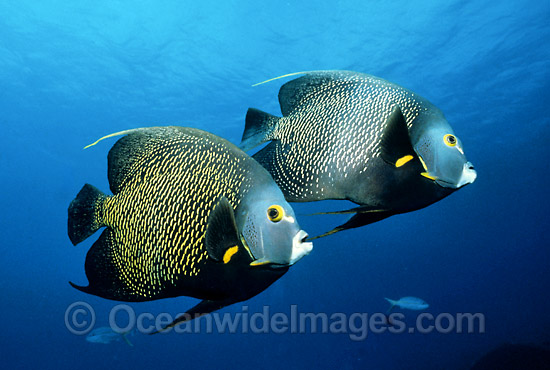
84,126 -> 174,194
278,70 -> 359,116
106,126 -> 188,194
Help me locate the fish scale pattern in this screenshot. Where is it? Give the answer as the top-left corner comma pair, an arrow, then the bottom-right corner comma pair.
100,127 -> 252,299
262,72 -> 426,201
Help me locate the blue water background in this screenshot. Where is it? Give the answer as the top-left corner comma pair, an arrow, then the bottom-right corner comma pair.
1,1 -> 549,369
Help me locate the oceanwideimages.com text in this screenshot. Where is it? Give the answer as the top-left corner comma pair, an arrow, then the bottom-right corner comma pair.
65,302 -> 485,341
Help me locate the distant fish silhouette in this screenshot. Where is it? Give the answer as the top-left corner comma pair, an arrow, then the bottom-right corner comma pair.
385,296 -> 429,313
86,327 -> 133,346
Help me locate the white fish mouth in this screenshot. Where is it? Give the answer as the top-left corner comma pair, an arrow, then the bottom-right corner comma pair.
289,230 -> 313,265
434,162 -> 477,189
456,161 -> 477,188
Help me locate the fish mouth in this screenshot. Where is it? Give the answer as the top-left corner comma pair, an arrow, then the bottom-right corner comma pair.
248,230 -> 312,269
289,230 -> 313,265
426,162 -> 477,189
456,161 -> 477,188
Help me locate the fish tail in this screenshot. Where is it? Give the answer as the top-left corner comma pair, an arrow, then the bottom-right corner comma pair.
384,298 -> 397,314
239,108 -> 280,152
121,332 -> 133,347
68,184 -> 108,245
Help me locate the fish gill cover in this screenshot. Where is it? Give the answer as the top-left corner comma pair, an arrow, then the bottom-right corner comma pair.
0,1 -> 549,370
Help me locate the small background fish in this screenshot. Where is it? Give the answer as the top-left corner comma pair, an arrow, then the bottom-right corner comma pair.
385,297 -> 429,312
86,327 -> 134,346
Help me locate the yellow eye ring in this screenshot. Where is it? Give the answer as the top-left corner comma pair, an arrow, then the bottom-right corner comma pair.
267,205 -> 284,222
444,134 -> 457,147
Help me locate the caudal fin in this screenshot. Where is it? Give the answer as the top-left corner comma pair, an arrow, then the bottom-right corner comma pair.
384,297 -> 397,314
121,332 -> 133,347
239,108 -> 280,152
68,184 -> 107,245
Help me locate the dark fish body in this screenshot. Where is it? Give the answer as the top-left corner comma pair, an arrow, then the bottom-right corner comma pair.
68,126 -> 312,329
241,71 -> 476,236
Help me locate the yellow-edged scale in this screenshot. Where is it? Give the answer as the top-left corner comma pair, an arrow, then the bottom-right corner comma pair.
68,126 -> 312,332
240,70 -> 477,239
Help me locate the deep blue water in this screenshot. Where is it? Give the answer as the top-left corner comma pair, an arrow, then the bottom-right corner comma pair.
1,1 -> 549,369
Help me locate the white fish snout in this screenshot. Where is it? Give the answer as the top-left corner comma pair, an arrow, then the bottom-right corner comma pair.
457,161 -> 477,188
289,230 -> 313,265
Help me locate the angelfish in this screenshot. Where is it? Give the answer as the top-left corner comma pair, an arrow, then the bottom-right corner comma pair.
68,126 -> 312,332
240,71 -> 477,238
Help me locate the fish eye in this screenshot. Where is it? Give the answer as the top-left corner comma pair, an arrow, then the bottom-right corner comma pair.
267,205 -> 284,222
443,134 -> 457,147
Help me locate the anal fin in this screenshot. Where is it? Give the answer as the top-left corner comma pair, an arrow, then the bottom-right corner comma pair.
149,300 -> 230,334
307,210 -> 395,240
69,230 -> 151,302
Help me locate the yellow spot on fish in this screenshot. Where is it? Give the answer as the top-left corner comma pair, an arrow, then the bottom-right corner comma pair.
223,246 -> 239,264
395,155 -> 414,168
421,172 -> 437,181
250,259 -> 272,267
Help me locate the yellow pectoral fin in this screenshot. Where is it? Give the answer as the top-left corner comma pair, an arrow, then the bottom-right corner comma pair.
395,155 -> 414,168
223,246 -> 239,264
421,172 -> 438,181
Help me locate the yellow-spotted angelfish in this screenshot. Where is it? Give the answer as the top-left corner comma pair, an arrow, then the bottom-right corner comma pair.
240,70 -> 477,238
68,126 -> 312,332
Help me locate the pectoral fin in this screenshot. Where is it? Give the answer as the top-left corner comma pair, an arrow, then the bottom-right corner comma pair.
380,106 -> 417,167
205,197 -> 241,263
